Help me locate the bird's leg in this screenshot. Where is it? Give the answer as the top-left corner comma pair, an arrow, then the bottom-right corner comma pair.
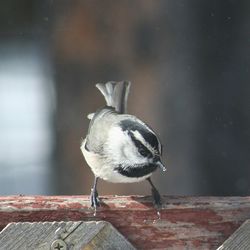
147,177 -> 162,208
90,176 -> 100,209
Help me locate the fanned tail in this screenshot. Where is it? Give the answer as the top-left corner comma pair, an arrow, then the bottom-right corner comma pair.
96,81 -> 131,114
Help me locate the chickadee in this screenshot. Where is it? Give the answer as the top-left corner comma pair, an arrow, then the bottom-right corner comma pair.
81,81 -> 166,209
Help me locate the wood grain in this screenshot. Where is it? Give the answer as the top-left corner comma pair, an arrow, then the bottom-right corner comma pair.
0,195 -> 250,249
0,221 -> 135,250
217,219 -> 250,250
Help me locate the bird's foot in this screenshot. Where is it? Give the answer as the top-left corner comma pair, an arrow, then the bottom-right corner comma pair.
151,187 -> 162,209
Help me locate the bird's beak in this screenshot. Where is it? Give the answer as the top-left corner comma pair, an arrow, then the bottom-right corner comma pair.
157,161 -> 167,172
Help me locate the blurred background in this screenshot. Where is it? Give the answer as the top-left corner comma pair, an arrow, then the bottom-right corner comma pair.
0,0 -> 250,196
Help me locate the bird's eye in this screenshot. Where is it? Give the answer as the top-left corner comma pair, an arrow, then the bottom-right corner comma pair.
128,131 -> 153,158
138,146 -> 149,157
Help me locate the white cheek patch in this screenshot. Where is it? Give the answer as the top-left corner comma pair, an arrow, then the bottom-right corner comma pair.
105,126 -> 146,165
121,140 -> 145,164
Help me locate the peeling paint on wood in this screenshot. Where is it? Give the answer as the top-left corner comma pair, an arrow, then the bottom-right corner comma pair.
0,196 -> 250,249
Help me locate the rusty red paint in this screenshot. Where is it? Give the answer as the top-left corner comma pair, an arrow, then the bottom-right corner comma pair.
0,195 -> 250,249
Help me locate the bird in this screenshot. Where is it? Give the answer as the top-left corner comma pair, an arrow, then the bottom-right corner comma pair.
81,81 -> 166,210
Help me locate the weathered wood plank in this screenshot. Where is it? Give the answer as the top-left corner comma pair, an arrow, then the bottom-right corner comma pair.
0,196 -> 250,249
0,221 -> 135,250
217,219 -> 250,250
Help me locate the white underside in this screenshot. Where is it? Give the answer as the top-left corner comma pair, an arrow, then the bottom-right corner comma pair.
81,139 -> 152,183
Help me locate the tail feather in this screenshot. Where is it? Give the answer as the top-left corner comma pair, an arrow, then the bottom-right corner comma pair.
96,81 -> 131,114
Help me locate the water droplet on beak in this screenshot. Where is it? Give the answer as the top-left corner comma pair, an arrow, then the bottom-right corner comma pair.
157,161 -> 167,172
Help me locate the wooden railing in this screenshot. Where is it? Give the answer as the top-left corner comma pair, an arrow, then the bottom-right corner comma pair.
0,195 -> 250,249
